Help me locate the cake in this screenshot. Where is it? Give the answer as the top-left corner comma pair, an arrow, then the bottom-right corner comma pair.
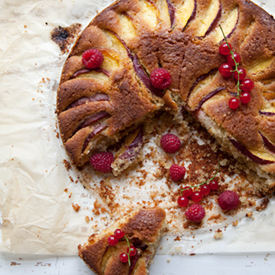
78,207 -> 166,275
57,0 -> 275,194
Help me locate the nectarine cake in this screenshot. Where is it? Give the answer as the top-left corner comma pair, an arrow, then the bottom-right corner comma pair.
78,207 -> 166,275
57,0 -> 275,193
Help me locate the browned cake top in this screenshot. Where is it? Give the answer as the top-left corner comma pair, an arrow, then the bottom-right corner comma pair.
57,0 -> 275,178
78,207 -> 166,275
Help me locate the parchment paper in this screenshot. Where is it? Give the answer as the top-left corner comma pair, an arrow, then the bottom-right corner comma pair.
0,0 -> 275,256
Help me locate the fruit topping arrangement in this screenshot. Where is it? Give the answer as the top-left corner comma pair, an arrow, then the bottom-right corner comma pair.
159,131 -> 240,223
218,26 -> 254,110
108,229 -> 138,266
69,23 -> 264,235
88,125 -> 243,226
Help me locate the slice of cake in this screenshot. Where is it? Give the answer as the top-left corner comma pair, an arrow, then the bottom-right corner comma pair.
78,207 -> 166,275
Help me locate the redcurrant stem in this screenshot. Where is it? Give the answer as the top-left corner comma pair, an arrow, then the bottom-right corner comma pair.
181,161 -> 220,193
219,25 -> 241,97
123,236 -> 131,266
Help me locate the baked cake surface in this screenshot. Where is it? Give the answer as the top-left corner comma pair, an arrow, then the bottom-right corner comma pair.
57,0 -> 275,193
78,207 -> 166,275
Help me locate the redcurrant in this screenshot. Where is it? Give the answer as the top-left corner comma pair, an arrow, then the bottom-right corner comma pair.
182,187 -> 193,198
114,229 -> 125,239
177,196 -> 189,207
191,191 -> 203,202
120,252 -> 129,263
108,235 -> 118,246
227,53 -> 241,67
219,42 -> 232,56
209,180 -> 219,190
127,246 -> 137,257
200,185 -> 211,196
240,92 -> 251,104
233,68 -> 246,81
228,98 -> 240,110
241,79 -> 254,92
219,63 -> 233,78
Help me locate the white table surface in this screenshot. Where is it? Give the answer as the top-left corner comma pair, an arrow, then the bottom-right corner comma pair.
1,252 -> 275,275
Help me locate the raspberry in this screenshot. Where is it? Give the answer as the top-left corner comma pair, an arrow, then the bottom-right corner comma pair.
90,152 -> 114,173
150,68 -> 172,89
160,133 -> 181,154
218,190 -> 239,211
185,204 -> 205,222
82,49 -> 104,69
169,164 -> 186,181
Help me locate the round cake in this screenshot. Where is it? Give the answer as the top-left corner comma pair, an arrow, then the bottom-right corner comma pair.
57,0 -> 275,194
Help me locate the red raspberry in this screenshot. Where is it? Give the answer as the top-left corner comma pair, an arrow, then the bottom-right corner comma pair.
90,152 -> 114,173
150,68 -> 172,89
185,204 -> 205,222
82,49 -> 104,69
169,164 -> 186,181
218,190 -> 239,211
160,134 -> 181,154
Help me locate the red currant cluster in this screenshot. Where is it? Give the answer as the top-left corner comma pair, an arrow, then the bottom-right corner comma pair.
218,27 -> 254,110
177,179 -> 219,207
107,229 -> 137,265
176,162 -> 220,222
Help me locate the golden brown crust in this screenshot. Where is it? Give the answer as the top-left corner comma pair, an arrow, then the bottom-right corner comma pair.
120,207 -> 166,243
57,0 -> 275,178
78,207 -> 166,275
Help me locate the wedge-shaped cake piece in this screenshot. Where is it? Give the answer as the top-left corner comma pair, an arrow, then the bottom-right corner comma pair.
78,207 -> 166,275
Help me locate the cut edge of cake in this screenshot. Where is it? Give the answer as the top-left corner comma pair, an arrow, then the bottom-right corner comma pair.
78,207 -> 167,275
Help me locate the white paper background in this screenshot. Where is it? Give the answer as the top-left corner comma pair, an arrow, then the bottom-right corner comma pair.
0,0 -> 275,256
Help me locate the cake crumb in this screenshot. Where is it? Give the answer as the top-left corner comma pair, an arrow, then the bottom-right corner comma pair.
85,216 -> 90,223
174,236 -> 181,241
72,203 -> 81,212
214,229 -> 223,239
63,159 -> 71,170
246,212 -> 253,218
232,220 -> 239,226
256,198 -> 269,212
167,259 -> 171,263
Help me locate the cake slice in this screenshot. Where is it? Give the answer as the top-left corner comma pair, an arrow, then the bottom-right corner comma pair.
78,207 -> 166,275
